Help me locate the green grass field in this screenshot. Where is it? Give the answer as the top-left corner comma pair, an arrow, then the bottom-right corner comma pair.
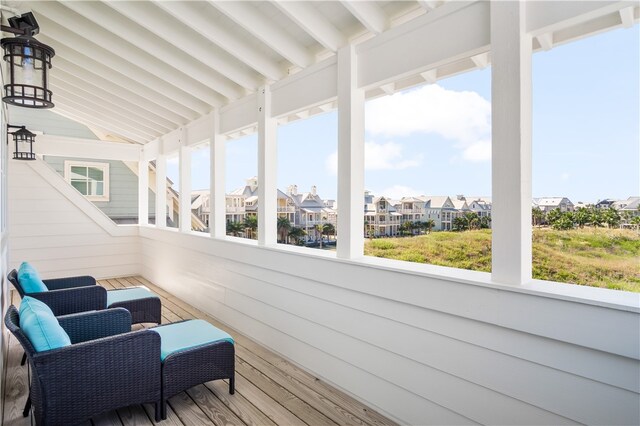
364,228 -> 640,292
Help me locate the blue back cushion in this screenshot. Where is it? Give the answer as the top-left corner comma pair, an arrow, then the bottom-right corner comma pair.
17,262 -> 48,293
152,320 -> 234,361
19,296 -> 71,352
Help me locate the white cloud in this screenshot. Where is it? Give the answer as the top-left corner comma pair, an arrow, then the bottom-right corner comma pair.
365,84 -> 491,162
376,185 -> 423,200
325,141 -> 422,176
462,139 -> 491,162
560,172 -> 570,181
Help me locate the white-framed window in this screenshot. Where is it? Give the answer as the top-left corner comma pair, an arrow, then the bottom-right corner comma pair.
64,161 -> 110,201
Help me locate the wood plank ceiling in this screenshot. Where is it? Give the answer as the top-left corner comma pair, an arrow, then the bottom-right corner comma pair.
1,1 -> 442,144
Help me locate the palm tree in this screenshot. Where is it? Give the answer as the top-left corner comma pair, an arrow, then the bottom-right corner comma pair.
532,207 -> 545,227
322,223 -> 336,240
226,221 -> 243,237
243,216 -> 258,239
288,227 -> 306,245
424,219 -> 435,234
464,212 -> 480,230
315,224 -> 325,248
277,217 -> 291,244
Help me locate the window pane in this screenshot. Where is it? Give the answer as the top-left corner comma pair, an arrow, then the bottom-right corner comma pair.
532,25 -> 639,292
364,65 -> 492,272
226,133 -> 257,239
70,166 -> 87,179
166,154 -> 180,229
191,142 -> 210,232
88,167 -> 103,181
71,180 -> 88,195
96,182 -> 104,196
277,112 -> 337,249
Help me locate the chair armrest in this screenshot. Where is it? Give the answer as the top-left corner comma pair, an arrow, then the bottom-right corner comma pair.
31,330 -> 161,426
43,275 -> 97,290
26,286 -> 107,316
58,308 -> 132,344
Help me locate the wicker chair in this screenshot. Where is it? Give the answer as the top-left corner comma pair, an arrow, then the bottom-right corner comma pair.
8,269 -> 161,324
5,305 -> 162,425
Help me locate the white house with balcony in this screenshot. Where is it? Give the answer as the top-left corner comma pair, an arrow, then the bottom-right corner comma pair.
1,2 -> 638,426
532,196 -> 575,212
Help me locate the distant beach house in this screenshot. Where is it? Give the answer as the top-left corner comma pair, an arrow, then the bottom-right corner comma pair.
365,192 -> 402,237
532,197 -> 575,212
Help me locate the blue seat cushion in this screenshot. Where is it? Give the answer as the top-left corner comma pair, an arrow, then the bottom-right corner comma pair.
107,287 -> 157,306
19,296 -> 71,352
18,262 -> 48,293
152,320 -> 234,361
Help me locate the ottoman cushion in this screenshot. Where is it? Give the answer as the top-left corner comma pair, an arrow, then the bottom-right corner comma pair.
107,287 -> 157,305
152,319 -> 234,361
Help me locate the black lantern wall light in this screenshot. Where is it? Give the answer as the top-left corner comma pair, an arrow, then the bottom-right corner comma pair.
7,125 -> 35,160
1,12 -> 55,108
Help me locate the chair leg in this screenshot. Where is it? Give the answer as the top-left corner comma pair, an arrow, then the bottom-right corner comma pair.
22,395 -> 31,417
161,399 -> 167,420
154,402 -> 162,422
20,352 -> 26,366
229,376 -> 235,395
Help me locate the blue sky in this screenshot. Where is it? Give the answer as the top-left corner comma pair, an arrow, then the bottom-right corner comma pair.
173,25 -> 638,204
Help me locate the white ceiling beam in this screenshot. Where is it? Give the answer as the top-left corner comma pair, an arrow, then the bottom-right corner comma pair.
341,1 -> 389,35
34,21 -> 210,116
619,6 -> 635,28
50,83 -> 166,138
416,1 -> 446,12
152,1 -> 284,82
62,1 -> 243,100
420,69 -> 438,84
36,135 -> 141,162
101,1 -> 260,92
470,52 -> 490,69
272,1 -> 347,52
51,55 -> 190,126
31,5 -> 225,108
51,72 -> 175,133
53,105 -> 150,144
53,90 -> 160,141
208,1 -> 314,68
536,33 -> 554,51
380,83 -> 395,95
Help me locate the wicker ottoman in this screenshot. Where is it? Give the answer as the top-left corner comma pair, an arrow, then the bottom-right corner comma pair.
152,320 -> 235,419
106,287 -> 162,325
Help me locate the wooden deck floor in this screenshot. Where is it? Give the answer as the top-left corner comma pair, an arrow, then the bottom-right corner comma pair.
2,276 -> 396,426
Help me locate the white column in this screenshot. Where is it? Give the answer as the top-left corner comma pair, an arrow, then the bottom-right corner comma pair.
138,158 -> 149,226
257,85 -> 277,246
490,1 -> 532,285
179,134 -> 192,233
211,110 -> 226,238
337,45 -> 365,259
155,154 -> 167,228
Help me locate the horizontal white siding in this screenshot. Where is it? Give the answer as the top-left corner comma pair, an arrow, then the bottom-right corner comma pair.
8,161 -> 140,279
141,228 -> 640,426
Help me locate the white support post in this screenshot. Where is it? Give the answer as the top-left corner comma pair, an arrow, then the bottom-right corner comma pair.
155,154 -> 167,228
138,158 -> 149,226
210,110 -> 226,238
337,45 -> 365,259
179,131 -> 192,233
257,85 -> 277,246
490,1 -> 532,285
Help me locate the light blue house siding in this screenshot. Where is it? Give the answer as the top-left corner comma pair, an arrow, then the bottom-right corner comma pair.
44,156 -> 156,224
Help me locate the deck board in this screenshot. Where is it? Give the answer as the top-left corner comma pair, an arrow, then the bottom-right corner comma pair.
2,276 -> 397,426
